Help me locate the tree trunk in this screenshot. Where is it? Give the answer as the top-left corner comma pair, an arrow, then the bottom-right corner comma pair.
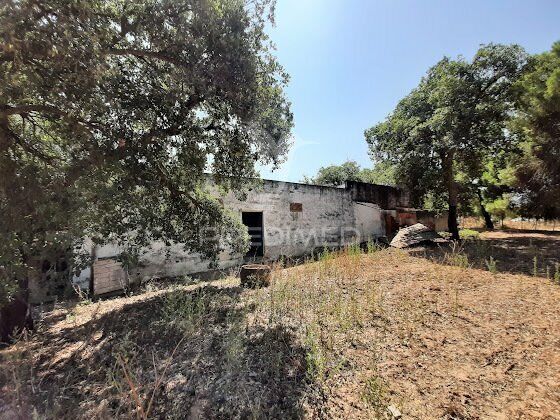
0,108 -> 11,152
0,279 -> 33,346
476,189 -> 494,230
0,112 -> 35,346
443,152 -> 460,240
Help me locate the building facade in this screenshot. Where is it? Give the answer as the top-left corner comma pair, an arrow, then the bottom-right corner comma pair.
31,179 -> 447,302
65,179 -> 413,297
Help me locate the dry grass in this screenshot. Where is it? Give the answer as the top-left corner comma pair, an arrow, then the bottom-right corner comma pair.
462,216 -> 560,231
1,234 -> 560,419
422,229 -> 560,279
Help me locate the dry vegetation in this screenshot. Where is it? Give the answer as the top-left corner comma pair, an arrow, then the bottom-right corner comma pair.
462,217 -> 560,232
2,232 -> 560,419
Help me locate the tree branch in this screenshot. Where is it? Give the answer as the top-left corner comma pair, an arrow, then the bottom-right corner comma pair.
480,70 -> 509,95
0,120 -> 57,165
1,104 -> 103,133
105,48 -> 186,67
153,163 -> 205,212
2,104 -> 66,116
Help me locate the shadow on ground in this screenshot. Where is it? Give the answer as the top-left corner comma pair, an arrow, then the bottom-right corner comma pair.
3,284 -> 309,419
411,229 -> 560,278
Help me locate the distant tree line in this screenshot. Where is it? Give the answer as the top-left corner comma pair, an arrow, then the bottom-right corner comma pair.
302,160 -> 396,187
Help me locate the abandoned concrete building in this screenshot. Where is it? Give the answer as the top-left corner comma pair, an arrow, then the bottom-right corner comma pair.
29,179 -> 446,302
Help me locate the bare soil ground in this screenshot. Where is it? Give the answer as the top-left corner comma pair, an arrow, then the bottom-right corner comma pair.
419,229 -> 560,278
1,230 -> 560,419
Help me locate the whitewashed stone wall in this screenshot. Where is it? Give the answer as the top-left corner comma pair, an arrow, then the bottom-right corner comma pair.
353,202 -> 385,240
228,180 -> 357,258
73,180 -> 385,288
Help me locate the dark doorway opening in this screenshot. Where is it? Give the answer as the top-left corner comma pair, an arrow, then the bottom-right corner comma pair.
242,212 -> 264,258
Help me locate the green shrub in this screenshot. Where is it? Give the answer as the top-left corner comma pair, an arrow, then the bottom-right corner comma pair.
160,287 -> 208,334
485,257 -> 498,274
361,373 -> 388,417
459,229 -> 480,240
366,239 -> 382,254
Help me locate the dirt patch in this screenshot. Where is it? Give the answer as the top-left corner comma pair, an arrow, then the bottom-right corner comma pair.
1,280 -> 309,419
367,253 -> 560,419
1,232 -> 560,418
416,229 -> 560,278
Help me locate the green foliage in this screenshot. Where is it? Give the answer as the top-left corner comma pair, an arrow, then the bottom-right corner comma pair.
361,373 -> 388,417
347,242 -> 362,256
459,229 -> 480,240
485,257 -> 498,274
0,277 -> 18,306
303,160 -> 362,186
302,160 -> 396,187
0,0 -> 292,303
366,239 -> 382,254
511,41 -> 560,220
470,158 -> 517,224
359,160 -> 397,186
486,195 -> 515,225
533,256 -> 539,277
160,287 -> 209,334
444,242 -> 470,268
366,44 -> 528,238
423,192 -> 449,214
304,323 -> 326,382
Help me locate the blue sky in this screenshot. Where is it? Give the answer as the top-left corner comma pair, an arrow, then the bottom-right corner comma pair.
258,0 -> 560,182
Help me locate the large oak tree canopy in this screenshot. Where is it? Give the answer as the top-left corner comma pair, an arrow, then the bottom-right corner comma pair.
366,44 -> 527,239
0,0 -> 292,302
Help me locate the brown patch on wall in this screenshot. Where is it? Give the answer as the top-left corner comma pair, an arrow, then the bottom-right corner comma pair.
397,211 -> 417,227
384,213 -> 398,236
290,202 -> 303,212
